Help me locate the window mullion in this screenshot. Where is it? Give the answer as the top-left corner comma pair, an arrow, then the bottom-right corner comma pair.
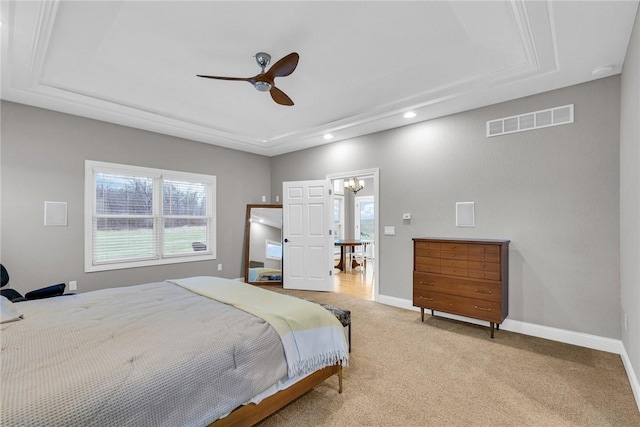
155,176 -> 163,259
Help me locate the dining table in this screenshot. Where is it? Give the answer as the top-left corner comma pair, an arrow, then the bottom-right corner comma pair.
334,239 -> 369,271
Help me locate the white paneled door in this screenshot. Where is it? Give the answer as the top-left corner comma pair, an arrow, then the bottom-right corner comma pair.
282,180 -> 334,291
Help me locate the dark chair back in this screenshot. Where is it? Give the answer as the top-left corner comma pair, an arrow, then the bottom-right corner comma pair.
1,264 -> 8,288
0,264 -> 26,302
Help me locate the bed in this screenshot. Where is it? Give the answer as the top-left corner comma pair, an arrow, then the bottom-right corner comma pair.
247,261 -> 281,282
0,277 -> 348,426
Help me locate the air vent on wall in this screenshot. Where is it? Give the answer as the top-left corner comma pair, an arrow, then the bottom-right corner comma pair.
487,104 -> 574,137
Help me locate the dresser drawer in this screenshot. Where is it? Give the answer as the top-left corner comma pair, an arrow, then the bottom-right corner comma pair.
468,261 -> 501,280
468,244 -> 500,263
413,290 -> 502,323
469,269 -> 500,281
468,244 -> 500,256
413,273 -> 500,302
415,243 -> 441,258
441,245 -> 468,261
415,241 -> 441,251
440,258 -> 468,276
468,252 -> 500,263
415,248 -> 441,258
440,265 -> 468,277
468,260 -> 500,272
415,256 -> 441,273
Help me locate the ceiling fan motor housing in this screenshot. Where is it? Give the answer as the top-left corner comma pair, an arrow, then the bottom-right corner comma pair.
254,81 -> 272,92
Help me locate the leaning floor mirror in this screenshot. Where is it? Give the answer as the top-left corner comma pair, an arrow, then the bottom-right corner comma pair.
244,204 -> 283,285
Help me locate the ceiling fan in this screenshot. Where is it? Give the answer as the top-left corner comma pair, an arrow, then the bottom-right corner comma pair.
197,52 -> 299,106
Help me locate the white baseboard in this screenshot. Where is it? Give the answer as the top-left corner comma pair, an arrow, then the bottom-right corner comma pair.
376,294 -> 639,412
621,346 -> 640,412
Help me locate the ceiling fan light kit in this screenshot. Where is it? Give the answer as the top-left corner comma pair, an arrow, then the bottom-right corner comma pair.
197,51 -> 299,106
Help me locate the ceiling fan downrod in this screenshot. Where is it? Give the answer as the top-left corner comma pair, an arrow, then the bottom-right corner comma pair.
254,52 -> 273,91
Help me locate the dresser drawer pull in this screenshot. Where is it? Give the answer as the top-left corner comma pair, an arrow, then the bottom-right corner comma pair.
419,281 -> 435,286
474,289 -> 492,294
474,306 -> 492,312
419,296 -> 434,301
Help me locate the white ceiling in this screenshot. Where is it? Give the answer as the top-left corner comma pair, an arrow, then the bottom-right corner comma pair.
1,1 -> 638,156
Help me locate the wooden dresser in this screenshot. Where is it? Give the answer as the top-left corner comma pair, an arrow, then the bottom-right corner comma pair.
413,238 -> 509,338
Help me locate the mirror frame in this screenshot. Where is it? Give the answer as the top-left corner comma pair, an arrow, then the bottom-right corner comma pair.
244,204 -> 283,285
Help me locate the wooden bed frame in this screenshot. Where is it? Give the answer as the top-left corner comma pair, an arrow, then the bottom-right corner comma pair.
210,364 -> 342,427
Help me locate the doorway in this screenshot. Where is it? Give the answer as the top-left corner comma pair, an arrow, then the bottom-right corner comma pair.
328,169 -> 379,301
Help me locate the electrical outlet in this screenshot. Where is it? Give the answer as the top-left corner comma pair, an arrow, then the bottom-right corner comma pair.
69,280 -> 77,291
261,195 -> 267,202
217,264 -> 223,271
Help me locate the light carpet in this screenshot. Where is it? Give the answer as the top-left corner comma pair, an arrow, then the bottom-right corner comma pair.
257,287 -> 640,427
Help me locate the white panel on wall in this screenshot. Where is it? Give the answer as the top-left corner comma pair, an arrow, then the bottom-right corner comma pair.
456,202 -> 475,227
44,201 -> 67,226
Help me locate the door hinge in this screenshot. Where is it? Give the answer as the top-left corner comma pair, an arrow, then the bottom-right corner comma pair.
329,229 -> 333,235
329,188 -> 332,195
329,269 -> 333,276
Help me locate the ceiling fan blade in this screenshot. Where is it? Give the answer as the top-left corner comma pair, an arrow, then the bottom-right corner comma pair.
264,52 -> 299,79
270,86 -> 294,106
196,75 -> 254,83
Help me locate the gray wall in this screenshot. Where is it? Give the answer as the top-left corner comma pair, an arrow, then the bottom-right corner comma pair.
271,76 -> 621,339
1,101 -> 271,294
620,8 -> 640,397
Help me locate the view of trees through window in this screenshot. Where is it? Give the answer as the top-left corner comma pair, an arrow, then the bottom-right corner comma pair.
359,199 -> 375,241
94,173 -> 209,263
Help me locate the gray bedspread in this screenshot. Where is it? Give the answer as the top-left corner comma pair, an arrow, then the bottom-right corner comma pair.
0,281 -> 288,426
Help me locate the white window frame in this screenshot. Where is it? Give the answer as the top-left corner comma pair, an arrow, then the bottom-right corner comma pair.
84,160 -> 216,272
334,194 -> 345,240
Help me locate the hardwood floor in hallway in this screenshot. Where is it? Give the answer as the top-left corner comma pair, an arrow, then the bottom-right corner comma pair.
333,260 -> 374,300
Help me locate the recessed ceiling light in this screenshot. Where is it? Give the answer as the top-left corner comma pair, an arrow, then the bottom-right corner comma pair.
592,65 -> 614,76
323,133 -> 334,140
403,111 -> 416,119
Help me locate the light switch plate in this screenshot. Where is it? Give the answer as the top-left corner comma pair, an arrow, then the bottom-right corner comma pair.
384,226 -> 396,235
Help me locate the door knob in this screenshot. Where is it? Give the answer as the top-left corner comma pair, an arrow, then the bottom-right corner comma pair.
284,238 -> 289,242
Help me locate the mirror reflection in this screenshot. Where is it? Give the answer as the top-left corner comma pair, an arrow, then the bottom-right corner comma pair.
244,204 -> 283,285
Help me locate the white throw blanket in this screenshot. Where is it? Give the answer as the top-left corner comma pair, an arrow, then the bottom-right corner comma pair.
168,276 -> 349,378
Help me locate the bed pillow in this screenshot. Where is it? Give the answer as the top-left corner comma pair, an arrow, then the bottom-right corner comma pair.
1,295 -> 24,323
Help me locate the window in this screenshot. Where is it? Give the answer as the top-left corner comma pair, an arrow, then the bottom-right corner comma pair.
265,239 -> 282,260
85,161 -> 216,272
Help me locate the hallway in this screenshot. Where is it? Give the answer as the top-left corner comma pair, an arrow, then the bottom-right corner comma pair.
333,260 -> 374,300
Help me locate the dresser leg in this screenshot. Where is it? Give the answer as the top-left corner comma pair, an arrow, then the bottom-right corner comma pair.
431,309 -> 434,316
490,322 -> 495,339
496,323 -> 500,330
420,308 -> 424,322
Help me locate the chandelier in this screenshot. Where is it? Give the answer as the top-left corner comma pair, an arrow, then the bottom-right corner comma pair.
344,177 -> 365,194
